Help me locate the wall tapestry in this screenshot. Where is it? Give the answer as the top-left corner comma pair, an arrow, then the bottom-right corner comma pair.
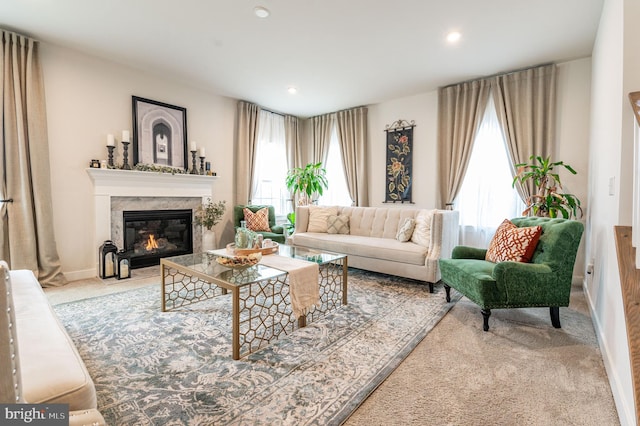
384,119 -> 416,203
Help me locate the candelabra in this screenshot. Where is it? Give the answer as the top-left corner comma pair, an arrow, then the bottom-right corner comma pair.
199,156 -> 205,175
190,150 -> 198,174
121,141 -> 131,170
106,145 -> 115,167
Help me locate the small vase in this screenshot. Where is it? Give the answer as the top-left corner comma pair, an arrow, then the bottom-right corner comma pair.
202,229 -> 216,251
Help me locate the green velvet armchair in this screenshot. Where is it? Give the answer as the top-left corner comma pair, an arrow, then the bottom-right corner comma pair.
233,205 -> 286,244
439,217 -> 584,331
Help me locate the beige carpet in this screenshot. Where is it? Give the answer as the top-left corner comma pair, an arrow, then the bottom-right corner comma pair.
344,282 -> 620,426
46,270 -> 619,425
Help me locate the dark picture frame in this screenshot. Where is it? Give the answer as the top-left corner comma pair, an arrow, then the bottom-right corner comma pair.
132,96 -> 188,169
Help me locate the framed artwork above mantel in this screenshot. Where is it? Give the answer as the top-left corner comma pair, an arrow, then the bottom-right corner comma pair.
132,96 -> 188,170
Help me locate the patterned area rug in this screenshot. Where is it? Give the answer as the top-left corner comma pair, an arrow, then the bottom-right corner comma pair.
54,269 -> 459,425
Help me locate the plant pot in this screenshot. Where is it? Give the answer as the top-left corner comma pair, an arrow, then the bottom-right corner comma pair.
202,229 -> 216,251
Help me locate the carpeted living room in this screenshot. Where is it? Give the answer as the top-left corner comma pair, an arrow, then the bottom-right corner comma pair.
1,1 -> 638,425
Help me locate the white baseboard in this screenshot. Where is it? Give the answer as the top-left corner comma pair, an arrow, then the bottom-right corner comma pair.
582,278 -> 635,426
63,268 -> 96,283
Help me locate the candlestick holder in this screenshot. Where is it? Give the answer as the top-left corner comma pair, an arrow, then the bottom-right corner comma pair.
106,145 -> 115,167
121,141 -> 131,170
190,150 -> 198,174
199,156 -> 205,175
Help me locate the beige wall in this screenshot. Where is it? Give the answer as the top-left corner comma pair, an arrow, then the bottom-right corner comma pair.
367,58 -> 592,273
41,43 -> 237,280
585,0 -> 637,424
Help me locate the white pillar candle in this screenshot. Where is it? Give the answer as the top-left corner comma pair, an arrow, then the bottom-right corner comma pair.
199,147 -> 205,157
122,130 -> 130,142
190,141 -> 197,151
107,134 -> 115,146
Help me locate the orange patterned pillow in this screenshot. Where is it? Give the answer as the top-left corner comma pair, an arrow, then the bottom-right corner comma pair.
243,207 -> 272,232
485,219 -> 542,263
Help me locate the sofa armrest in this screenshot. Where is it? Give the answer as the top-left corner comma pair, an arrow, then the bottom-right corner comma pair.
452,246 -> 486,260
294,206 -> 310,233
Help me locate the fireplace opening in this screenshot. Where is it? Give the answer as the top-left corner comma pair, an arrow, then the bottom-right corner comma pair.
123,209 -> 193,268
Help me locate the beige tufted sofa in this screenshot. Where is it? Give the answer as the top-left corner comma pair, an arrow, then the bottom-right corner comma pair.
292,206 -> 459,292
0,261 -> 105,426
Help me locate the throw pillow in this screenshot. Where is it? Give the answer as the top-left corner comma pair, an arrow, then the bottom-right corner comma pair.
327,214 -> 350,234
396,217 -> 416,242
411,210 -> 434,247
243,207 -> 272,232
307,206 -> 338,233
485,219 -> 542,263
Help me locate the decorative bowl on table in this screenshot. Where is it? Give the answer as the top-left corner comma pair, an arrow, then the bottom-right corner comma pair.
216,252 -> 262,269
226,242 -> 279,256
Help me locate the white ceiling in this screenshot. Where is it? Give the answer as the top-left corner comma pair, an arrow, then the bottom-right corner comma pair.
0,0 -> 603,117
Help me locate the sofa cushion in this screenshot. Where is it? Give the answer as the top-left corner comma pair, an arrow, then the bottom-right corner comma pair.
293,232 -> 427,266
411,210 -> 434,247
396,217 -> 416,242
308,206 -> 338,233
243,207 -> 272,232
485,219 -> 542,263
11,270 -> 97,410
327,214 -> 350,235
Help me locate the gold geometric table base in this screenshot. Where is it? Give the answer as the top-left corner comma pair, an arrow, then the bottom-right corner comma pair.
161,256 -> 347,359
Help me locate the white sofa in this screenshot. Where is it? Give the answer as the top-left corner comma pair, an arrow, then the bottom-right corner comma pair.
292,206 -> 459,292
0,261 -> 105,426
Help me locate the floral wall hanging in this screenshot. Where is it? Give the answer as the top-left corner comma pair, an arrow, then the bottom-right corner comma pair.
384,119 -> 416,203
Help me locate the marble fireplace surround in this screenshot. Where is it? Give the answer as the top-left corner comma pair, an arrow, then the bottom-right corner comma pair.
86,168 -> 216,274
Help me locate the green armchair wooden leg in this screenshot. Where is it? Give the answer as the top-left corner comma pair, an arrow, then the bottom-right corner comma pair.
550,307 -> 561,328
444,284 -> 451,303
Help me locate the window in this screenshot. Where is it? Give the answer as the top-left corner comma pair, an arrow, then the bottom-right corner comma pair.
318,124 -> 353,207
251,110 -> 289,215
454,94 -> 525,248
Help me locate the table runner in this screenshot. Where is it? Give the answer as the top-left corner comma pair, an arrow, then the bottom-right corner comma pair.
259,255 -> 320,317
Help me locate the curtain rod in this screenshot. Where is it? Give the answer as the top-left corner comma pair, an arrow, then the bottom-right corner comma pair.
1,27 -> 39,42
440,62 -> 555,90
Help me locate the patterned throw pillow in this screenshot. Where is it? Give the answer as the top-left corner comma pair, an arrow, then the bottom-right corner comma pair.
396,217 -> 416,242
243,207 -> 271,232
327,215 -> 350,234
485,219 -> 542,263
410,210 -> 434,247
307,206 -> 338,233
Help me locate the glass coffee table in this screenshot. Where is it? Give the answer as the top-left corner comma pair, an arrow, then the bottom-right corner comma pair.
160,245 -> 347,359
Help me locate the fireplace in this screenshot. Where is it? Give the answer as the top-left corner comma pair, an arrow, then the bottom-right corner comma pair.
123,209 -> 193,268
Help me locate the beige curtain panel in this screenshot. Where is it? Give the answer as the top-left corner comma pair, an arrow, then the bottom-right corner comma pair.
235,101 -> 261,205
336,106 -> 368,206
310,113 -> 334,165
284,114 -> 302,171
437,79 -> 491,209
492,64 -> 557,202
1,30 -> 66,287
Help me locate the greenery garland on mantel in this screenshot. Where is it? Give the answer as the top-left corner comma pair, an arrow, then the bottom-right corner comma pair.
132,163 -> 189,175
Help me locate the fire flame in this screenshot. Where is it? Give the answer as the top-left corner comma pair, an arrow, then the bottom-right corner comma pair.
145,234 -> 159,251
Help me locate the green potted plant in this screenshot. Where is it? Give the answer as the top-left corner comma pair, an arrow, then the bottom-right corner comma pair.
194,199 -> 226,230
512,155 -> 582,219
285,162 -> 329,206
194,199 -> 226,250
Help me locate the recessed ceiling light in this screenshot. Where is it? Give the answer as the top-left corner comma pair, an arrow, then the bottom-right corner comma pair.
446,31 -> 462,43
254,6 -> 270,18
287,86 -> 298,94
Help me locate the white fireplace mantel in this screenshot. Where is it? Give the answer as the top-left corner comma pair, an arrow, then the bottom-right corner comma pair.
86,168 -> 217,198
86,168 -> 217,267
